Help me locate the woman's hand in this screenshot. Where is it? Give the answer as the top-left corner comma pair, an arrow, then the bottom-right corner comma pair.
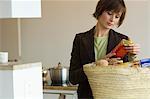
124,43 -> 140,55
102,53 -> 122,65
103,52 -> 116,60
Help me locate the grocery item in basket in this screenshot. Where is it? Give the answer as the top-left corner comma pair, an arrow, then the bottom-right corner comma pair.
95,59 -> 109,66
140,58 -> 150,68
96,58 -> 125,66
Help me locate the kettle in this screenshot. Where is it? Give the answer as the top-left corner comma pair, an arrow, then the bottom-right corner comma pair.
48,62 -> 69,86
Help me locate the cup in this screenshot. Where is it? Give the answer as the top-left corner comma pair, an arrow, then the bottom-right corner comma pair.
0,52 -> 8,63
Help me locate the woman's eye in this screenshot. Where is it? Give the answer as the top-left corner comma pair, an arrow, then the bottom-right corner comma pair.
107,12 -> 112,15
115,15 -> 120,19
115,16 -> 119,18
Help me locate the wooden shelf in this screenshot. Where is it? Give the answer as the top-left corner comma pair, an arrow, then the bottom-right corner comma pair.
43,85 -> 78,91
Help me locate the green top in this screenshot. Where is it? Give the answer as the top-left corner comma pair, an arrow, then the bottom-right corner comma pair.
94,36 -> 108,60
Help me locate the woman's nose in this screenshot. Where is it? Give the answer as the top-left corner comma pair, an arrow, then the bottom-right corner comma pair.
110,15 -> 115,22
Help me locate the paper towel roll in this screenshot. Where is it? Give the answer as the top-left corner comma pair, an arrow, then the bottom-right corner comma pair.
0,52 -> 8,63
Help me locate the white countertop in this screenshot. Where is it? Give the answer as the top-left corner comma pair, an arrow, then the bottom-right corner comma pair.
0,61 -> 42,70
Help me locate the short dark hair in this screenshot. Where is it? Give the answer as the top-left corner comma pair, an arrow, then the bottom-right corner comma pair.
93,0 -> 126,27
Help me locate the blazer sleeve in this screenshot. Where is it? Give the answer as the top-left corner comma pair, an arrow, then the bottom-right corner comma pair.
69,34 -> 88,85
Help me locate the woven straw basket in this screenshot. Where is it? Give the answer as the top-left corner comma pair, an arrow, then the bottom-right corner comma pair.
83,63 -> 150,99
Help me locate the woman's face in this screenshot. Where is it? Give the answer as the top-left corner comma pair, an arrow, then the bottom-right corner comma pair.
98,10 -> 122,29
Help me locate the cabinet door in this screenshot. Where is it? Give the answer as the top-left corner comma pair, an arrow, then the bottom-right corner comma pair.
43,94 -> 59,99
0,70 -> 13,99
43,94 -> 76,99
13,65 -> 43,99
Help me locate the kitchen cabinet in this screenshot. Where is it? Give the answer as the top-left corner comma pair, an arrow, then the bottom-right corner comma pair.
0,0 -> 41,18
0,62 -> 43,99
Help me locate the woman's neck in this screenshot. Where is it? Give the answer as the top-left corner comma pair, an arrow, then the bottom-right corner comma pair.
95,23 -> 110,37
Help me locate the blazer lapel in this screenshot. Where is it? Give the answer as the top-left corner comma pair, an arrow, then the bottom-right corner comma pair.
106,29 -> 122,54
82,27 -> 95,62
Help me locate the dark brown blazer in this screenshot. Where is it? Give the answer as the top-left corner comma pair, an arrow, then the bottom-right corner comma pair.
69,26 -> 129,99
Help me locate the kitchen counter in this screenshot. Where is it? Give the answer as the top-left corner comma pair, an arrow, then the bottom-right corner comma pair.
43,85 -> 78,99
0,62 -> 43,99
0,61 -> 41,70
44,85 -> 77,90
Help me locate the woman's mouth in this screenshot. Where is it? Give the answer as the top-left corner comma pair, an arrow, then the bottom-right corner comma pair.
107,22 -> 113,26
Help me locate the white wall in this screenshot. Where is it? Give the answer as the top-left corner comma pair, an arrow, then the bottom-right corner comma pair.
0,19 -> 20,60
21,1 -> 97,67
20,0 -> 150,68
0,20 -> 1,50
0,0 -> 149,68
148,0 -> 150,56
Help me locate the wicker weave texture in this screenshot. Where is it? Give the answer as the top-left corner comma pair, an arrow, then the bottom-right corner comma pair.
83,65 -> 150,99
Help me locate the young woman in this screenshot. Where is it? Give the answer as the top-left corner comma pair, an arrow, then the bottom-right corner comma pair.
69,0 -> 140,98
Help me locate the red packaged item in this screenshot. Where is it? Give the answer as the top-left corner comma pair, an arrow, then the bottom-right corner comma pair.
111,39 -> 133,58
